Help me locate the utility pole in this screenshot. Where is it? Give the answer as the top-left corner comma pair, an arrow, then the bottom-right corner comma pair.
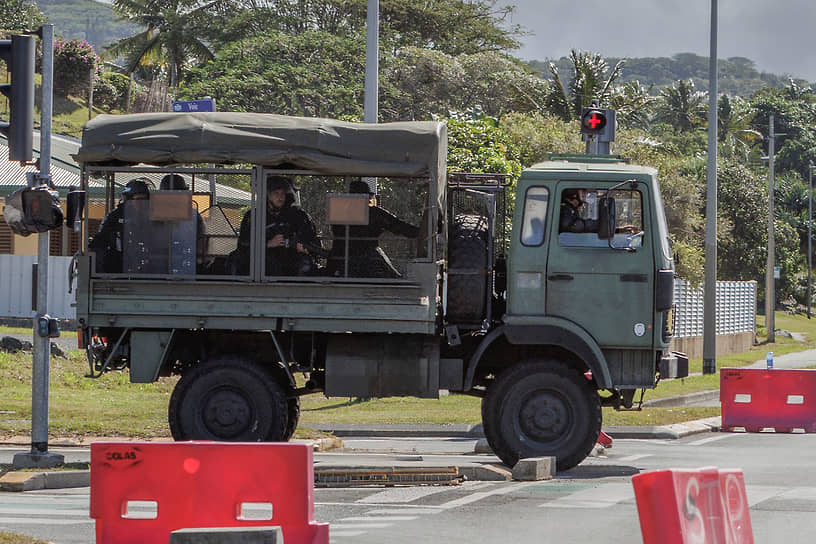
702,0 -> 718,374
766,114 -> 776,342
809,165 -> 815,319
13,24 -> 64,469
362,0 -> 379,194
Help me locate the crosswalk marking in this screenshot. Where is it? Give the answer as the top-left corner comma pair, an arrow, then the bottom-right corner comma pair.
355,486 -> 448,504
338,516 -> 418,522
687,434 -> 734,446
616,454 -> 651,463
437,482 -> 539,510
0,517 -> 92,525
541,482 -> 634,509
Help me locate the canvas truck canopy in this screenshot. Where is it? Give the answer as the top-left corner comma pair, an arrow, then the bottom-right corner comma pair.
74,112 -> 447,209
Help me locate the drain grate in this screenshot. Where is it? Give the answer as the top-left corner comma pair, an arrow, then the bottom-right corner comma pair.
315,467 -> 463,487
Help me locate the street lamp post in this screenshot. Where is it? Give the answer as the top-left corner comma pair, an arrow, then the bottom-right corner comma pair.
809,165 -> 815,318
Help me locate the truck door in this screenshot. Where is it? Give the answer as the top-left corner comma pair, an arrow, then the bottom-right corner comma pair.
545,183 -> 655,349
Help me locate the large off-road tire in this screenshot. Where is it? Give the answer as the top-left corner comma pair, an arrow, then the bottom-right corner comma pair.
168,357 -> 288,442
284,396 -> 301,441
482,359 -> 602,471
447,214 -> 488,323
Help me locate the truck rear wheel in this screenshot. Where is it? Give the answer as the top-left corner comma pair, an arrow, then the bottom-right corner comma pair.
284,396 -> 300,441
168,357 -> 288,442
482,359 -> 601,471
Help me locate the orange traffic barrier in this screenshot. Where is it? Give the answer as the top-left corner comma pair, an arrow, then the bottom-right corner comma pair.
721,368 -> 816,433
632,467 -> 753,544
90,441 -> 329,544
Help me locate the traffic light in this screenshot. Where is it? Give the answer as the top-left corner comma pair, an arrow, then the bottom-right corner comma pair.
0,34 -> 36,163
580,108 -> 608,135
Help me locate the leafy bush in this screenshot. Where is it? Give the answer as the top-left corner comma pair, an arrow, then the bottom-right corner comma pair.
54,38 -> 101,97
94,72 -> 131,111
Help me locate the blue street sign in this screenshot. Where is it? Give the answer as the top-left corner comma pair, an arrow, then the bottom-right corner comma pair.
172,98 -> 215,112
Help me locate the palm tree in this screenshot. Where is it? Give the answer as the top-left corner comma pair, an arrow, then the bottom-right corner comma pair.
717,95 -> 761,160
107,0 -> 233,88
655,79 -> 707,132
608,80 -> 656,130
544,49 -> 624,121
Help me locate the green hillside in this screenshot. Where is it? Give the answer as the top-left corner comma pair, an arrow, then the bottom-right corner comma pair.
34,0 -> 138,50
530,53 -> 800,96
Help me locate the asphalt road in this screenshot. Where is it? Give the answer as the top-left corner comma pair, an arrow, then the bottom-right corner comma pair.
2,431 -> 816,543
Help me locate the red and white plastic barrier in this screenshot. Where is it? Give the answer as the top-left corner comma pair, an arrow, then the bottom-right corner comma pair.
721,367 -> 816,433
90,441 -> 329,544
632,467 -> 753,544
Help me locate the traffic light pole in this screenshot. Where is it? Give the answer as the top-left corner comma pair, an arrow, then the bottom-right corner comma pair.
13,24 -> 63,469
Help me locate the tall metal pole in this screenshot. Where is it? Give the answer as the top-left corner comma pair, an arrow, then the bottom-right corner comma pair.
14,24 -> 64,468
766,114 -> 776,342
362,0 -> 379,194
364,0 -> 379,124
702,0 -> 718,374
809,165 -> 813,319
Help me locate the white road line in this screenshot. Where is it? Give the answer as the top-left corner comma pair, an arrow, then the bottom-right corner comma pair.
339,516 -> 417,522
364,508 -> 442,515
746,485 -> 792,506
330,530 -> 367,537
0,517 -> 93,525
437,482 -> 539,510
541,482 -> 634,509
0,507 -> 88,516
687,434 -> 734,446
330,522 -> 393,529
616,454 -> 652,463
355,486 -> 448,504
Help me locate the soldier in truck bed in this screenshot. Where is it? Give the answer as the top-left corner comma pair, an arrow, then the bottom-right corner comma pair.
327,180 -> 419,278
235,175 -> 320,276
88,178 -> 151,273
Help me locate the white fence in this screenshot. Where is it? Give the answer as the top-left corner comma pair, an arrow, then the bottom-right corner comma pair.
0,255 -> 75,319
673,279 -> 757,337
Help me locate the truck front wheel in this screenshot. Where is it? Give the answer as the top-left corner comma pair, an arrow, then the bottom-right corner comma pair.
168,357 -> 288,442
482,359 -> 601,471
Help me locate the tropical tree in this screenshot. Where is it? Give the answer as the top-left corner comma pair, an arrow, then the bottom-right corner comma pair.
543,49 -> 624,121
717,94 -> 761,161
211,0 -> 523,56
608,80 -> 656,130
0,0 -> 47,34
383,48 -> 548,121
181,30 -> 367,117
654,79 -> 707,132
107,0 -> 233,88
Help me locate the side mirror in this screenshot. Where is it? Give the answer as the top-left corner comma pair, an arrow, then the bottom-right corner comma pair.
65,190 -> 86,231
597,197 -> 616,240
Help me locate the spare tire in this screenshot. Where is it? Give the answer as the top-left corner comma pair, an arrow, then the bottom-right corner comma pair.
447,214 -> 489,323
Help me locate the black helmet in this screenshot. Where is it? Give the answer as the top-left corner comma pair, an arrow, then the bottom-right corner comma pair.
349,180 -> 374,194
159,174 -> 188,190
266,175 -> 295,207
123,178 -> 150,200
562,189 -> 582,203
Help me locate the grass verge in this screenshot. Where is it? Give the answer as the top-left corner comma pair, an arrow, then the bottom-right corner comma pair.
0,310 -> 812,439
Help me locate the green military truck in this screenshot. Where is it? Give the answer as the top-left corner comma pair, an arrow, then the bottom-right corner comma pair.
71,112 -> 686,471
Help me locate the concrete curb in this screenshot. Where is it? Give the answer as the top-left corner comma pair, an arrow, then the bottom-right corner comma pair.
0,469 -> 90,491
642,390 -> 720,407
304,418 -> 720,440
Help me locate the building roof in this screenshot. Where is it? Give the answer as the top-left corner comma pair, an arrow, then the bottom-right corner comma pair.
0,133 -> 249,206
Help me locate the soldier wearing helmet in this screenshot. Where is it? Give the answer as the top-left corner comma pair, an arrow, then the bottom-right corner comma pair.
89,178 -> 151,273
235,175 -> 320,276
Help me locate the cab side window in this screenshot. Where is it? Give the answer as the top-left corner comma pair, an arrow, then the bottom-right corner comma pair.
520,187 -> 549,246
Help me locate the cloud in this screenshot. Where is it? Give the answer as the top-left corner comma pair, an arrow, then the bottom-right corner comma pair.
499,0 -> 815,81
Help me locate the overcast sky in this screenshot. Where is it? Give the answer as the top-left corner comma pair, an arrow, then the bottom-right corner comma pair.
496,0 -> 815,81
